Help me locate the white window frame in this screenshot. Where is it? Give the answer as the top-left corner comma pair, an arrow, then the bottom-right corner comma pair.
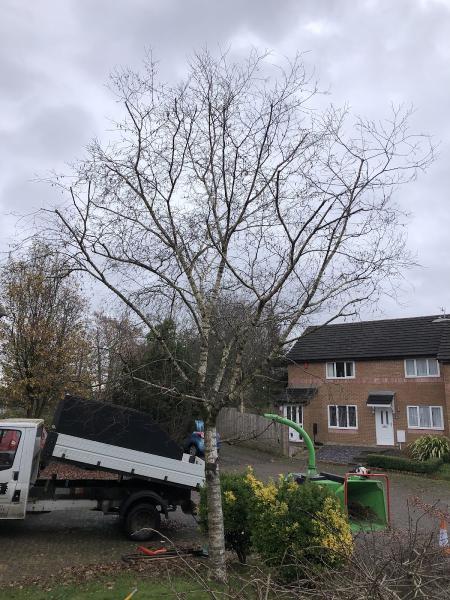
407,405 -> 444,430
326,361 -> 355,380
328,405 -> 358,429
284,404 -> 303,426
404,358 -> 440,378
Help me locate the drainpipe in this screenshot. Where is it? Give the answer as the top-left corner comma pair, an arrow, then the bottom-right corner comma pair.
264,413 -> 318,477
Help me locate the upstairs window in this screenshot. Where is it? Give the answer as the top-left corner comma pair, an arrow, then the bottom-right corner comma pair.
404,358 -> 439,378
326,361 -> 355,379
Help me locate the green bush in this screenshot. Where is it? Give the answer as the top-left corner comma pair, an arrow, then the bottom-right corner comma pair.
199,472 -> 253,563
246,470 -> 352,582
408,435 -> 450,461
199,470 -> 353,577
365,453 -> 442,473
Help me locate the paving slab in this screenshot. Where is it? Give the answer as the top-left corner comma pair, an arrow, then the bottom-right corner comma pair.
315,444 -> 379,464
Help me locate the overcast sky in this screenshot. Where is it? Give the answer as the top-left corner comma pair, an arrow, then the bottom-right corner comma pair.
1,0 -> 449,320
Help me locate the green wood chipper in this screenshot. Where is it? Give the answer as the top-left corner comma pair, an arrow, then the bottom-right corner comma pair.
264,414 -> 390,532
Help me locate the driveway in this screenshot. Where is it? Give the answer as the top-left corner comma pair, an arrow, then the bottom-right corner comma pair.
0,443 -> 448,584
221,443 -> 450,532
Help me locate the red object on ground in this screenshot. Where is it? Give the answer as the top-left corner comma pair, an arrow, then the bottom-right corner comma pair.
137,546 -> 168,556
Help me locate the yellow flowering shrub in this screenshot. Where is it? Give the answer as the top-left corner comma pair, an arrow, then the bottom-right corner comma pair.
313,496 -> 353,558
224,490 -> 237,504
246,468 -> 286,515
247,470 -> 353,582
200,467 -> 353,577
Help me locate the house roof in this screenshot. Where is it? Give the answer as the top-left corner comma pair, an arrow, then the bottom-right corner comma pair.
287,315 -> 450,363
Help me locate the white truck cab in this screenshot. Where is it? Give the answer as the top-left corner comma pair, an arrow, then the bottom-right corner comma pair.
0,419 -> 45,519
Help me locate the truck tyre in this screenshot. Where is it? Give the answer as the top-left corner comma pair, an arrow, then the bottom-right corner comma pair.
124,502 -> 161,541
188,444 -> 197,457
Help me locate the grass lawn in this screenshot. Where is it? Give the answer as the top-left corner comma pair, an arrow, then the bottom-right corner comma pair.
7,574 -> 214,600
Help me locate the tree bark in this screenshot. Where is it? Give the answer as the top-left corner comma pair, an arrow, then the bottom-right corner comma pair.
204,423 -> 226,582
239,390 -> 245,414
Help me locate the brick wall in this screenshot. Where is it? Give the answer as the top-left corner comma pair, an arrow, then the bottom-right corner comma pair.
286,359 -> 449,447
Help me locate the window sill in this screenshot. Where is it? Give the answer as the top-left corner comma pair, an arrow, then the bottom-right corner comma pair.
328,427 -> 358,431
325,376 -> 356,380
407,427 -> 444,431
404,375 -> 440,379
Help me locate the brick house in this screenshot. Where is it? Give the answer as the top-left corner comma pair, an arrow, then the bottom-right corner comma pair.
280,315 -> 450,449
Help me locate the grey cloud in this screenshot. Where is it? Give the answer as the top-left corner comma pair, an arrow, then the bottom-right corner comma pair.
2,104 -> 95,161
1,0 -> 449,317
1,174 -> 62,214
68,0 -> 303,83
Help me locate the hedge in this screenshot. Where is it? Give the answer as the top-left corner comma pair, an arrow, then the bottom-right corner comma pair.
365,453 -> 443,474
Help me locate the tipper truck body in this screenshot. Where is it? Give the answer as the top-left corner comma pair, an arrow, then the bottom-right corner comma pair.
0,396 -> 205,539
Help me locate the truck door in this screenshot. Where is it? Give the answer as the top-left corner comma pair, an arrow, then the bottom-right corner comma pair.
0,428 -> 25,518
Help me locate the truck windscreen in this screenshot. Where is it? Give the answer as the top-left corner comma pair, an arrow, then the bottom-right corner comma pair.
0,429 -> 21,471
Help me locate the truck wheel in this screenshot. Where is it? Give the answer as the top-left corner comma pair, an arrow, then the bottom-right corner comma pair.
124,503 -> 161,541
189,444 -> 197,457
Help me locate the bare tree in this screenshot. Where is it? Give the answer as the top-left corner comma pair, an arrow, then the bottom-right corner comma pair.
0,242 -> 91,418
98,315 -> 200,442
43,49 -> 433,580
92,310 -> 143,403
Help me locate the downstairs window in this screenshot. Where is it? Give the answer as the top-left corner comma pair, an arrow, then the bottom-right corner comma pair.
407,406 -> 443,430
328,405 -> 358,429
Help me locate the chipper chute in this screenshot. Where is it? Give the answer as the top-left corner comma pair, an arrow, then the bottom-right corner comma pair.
264,413 -> 390,532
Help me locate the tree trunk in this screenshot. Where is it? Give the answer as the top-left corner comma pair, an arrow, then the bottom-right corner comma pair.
239,390 -> 245,414
205,423 -> 227,582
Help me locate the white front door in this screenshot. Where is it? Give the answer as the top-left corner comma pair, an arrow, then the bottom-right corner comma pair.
375,408 -> 394,446
283,404 -> 303,442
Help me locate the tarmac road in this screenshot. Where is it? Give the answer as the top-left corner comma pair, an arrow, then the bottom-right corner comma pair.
0,443 -> 449,584
0,506 -> 199,584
